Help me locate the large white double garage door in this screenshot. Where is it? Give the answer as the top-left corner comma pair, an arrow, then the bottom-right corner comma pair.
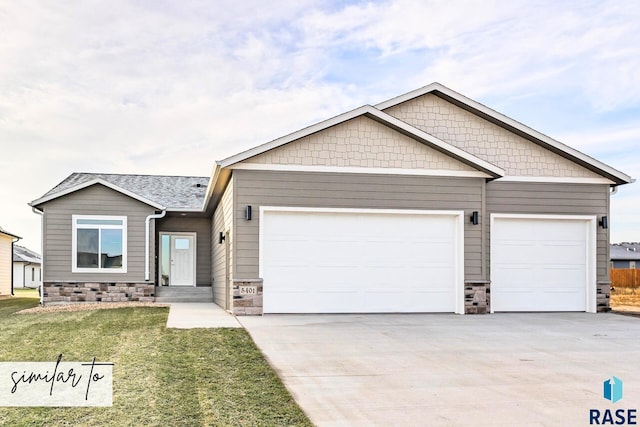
261,208 -> 464,314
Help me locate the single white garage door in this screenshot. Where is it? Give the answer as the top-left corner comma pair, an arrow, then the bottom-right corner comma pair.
491,216 -> 593,312
261,208 -> 462,314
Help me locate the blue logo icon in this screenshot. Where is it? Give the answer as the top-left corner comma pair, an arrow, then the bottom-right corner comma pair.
604,376 -> 623,403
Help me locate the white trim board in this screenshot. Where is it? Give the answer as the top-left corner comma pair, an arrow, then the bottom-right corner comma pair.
231,163 -> 493,178
259,206 -> 466,314
490,213 -> 597,313
496,176 -> 615,185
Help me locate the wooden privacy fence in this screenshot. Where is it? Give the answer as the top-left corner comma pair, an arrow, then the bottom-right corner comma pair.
610,268 -> 640,288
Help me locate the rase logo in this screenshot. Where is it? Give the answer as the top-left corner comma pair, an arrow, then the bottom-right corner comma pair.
589,376 -> 637,425
604,377 -> 624,404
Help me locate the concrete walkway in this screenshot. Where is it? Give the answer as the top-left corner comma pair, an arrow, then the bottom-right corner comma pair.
166,303 -> 241,328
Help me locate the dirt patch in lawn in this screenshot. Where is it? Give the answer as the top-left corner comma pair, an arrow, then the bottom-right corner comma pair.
610,287 -> 640,316
16,302 -> 170,314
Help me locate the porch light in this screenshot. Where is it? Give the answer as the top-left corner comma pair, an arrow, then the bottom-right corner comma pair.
245,205 -> 252,221
219,232 -> 226,244
599,216 -> 608,229
470,211 -> 479,225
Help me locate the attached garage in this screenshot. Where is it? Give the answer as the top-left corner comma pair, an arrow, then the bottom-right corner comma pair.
490,215 -> 597,313
260,207 -> 464,314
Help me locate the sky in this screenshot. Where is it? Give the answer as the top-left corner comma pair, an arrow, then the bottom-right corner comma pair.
1,0 -> 639,253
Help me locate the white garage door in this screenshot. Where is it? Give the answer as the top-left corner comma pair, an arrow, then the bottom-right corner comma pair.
261,208 -> 463,314
491,216 -> 594,312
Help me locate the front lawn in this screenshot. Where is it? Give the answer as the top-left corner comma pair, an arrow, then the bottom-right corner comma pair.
0,298 -> 311,426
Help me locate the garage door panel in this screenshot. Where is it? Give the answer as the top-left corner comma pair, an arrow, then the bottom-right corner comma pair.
262,209 -> 460,313
492,217 -> 589,312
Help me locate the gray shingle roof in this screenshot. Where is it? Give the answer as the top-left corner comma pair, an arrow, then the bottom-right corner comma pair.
40,173 -> 210,210
611,243 -> 640,261
13,245 -> 41,264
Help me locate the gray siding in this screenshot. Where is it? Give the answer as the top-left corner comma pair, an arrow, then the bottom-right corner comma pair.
212,176 -> 233,307
41,184 -> 157,282
156,216 -> 211,286
233,169 -> 484,280
486,182 -> 610,281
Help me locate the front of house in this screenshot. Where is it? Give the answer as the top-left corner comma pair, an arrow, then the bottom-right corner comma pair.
30,83 -> 632,314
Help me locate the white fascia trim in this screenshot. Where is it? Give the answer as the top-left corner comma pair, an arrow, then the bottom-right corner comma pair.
260,206 -> 465,216
31,179 -> 166,210
218,105 -> 504,177
230,163 -> 493,178
376,83 -> 632,184
490,213 -> 597,313
259,206 -> 466,315
496,176 -> 616,185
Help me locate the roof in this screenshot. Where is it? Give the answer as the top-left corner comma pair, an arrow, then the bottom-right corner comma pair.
31,173 -> 210,211
375,83 -> 632,185
611,243 -> 640,261
13,245 -> 41,264
0,226 -> 21,240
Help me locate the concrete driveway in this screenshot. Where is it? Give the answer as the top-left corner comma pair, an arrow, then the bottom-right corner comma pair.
239,313 -> 640,426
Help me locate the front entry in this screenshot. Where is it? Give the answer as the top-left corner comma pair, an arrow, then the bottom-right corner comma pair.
160,233 -> 196,286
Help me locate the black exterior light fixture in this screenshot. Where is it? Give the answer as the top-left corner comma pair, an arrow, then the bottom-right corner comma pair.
599,216 -> 608,229
470,211 -> 479,225
218,231 -> 226,244
245,205 -> 252,221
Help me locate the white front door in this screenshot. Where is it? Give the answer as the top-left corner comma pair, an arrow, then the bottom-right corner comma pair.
165,234 -> 196,286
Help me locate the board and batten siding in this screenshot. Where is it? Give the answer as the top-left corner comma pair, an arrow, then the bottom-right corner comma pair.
232,169 -> 484,281
40,184 -> 157,282
156,216 -> 211,286
212,176 -> 233,307
0,235 -> 12,295
486,182 -> 610,281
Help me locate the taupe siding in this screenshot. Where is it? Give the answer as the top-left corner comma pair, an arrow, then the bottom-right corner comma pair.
0,235 -> 11,295
156,216 -> 211,286
486,182 -> 609,280
41,185 -> 157,282
233,169 -> 484,280
212,176 -> 233,306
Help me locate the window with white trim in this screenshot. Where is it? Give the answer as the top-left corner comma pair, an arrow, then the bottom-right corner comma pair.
72,215 -> 127,273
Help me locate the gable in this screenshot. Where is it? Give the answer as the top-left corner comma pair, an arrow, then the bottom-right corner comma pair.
239,115 -> 481,174
383,93 -> 607,180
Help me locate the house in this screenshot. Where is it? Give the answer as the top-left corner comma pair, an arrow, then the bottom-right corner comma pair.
30,83 -> 632,314
611,243 -> 640,269
0,226 -> 21,297
13,245 -> 42,288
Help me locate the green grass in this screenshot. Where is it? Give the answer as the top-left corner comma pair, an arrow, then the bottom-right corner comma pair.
0,299 -> 312,426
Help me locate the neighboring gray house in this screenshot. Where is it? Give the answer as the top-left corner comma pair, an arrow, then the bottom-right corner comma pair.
13,245 -> 42,288
611,243 -> 640,269
30,83 -> 633,314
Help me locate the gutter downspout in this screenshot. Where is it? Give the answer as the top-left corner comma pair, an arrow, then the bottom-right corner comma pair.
145,211 -> 166,282
31,207 -> 44,305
